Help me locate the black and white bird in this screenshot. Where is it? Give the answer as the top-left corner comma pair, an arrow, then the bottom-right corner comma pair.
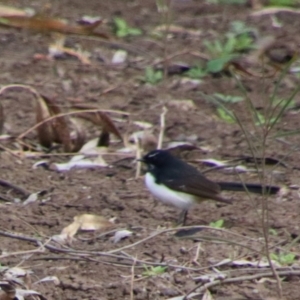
140,149 -> 279,224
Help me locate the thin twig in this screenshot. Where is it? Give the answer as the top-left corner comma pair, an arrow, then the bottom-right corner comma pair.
0,179 -> 30,197
157,106 -> 167,149
135,135 -> 142,178
183,269 -> 300,299
130,256 -> 137,300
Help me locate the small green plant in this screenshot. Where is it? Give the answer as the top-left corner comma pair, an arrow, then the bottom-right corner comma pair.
185,65 -> 207,79
270,252 -> 296,265
142,265 -> 167,277
255,112 -> 277,127
144,67 -> 163,84
273,97 -> 296,109
206,0 -> 246,4
203,21 -> 255,73
269,228 -> 278,236
269,0 -> 297,6
209,219 -> 225,228
113,17 -> 142,38
217,107 -> 236,123
213,93 -> 244,103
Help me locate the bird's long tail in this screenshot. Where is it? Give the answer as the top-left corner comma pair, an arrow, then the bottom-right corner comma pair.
217,182 -> 280,195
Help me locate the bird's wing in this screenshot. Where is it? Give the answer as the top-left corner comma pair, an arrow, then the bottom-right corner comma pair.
158,167 -> 232,204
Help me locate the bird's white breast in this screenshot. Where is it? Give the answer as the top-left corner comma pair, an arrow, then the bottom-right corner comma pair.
145,173 -> 196,210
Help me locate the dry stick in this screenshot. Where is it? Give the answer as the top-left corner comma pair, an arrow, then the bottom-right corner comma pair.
0,83 -> 129,138
2,227 -> 295,277
232,73 -> 283,298
134,135 -> 142,179
183,269 -> 300,300
0,179 -> 30,197
107,225 -> 262,254
18,108 -> 129,140
157,106 -> 167,149
130,256 -> 137,300
0,144 -> 21,158
0,229 -> 200,271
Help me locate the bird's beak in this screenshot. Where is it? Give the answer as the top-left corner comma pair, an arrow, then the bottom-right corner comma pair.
137,158 -> 145,163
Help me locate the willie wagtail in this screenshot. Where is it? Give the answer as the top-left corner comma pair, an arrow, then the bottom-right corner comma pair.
140,149 -> 280,224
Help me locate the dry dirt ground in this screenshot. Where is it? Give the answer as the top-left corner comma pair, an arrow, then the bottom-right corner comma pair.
1,0 -> 300,299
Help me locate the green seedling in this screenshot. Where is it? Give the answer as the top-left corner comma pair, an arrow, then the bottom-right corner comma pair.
144,66 -> 163,84
269,0 -> 297,6
273,97 -> 296,109
209,219 -> 224,228
270,252 -> 296,265
255,112 -> 277,127
142,265 -> 167,277
206,0 -> 246,4
185,65 -> 207,79
213,93 -> 244,103
203,21 -> 255,73
113,17 -> 142,38
217,106 -> 236,123
269,228 -> 278,236
206,55 -> 237,73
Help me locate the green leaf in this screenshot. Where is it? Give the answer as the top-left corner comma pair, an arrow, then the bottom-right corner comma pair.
206,55 -> 234,73
113,17 -> 128,30
255,112 -> 277,126
128,28 -> 142,36
269,228 -> 278,236
213,93 -> 244,103
281,253 -> 295,265
185,66 -> 207,78
224,34 -> 236,54
142,265 -> 167,277
117,29 -> 129,38
209,219 -> 224,228
113,17 -> 142,37
144,67 -> 163,84
217,106 -> 236,123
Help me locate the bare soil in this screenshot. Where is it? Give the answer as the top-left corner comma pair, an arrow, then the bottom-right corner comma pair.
1,1 -> 300,299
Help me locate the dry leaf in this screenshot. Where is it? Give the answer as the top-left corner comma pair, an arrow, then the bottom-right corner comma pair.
35,94 -> 53,148
168,99 -> 196,111
0,5 -> 34,17
0,15 -> 109,38
60,214 -> 113,240
41,95 -> 73,152
35,95 -> 84,152
23,192 -> 38,205
72,106 -> 123,146
202,290 -> 213,300
4,267 -> 33,285
112,229 -> 132,243
35,276 -> 60,285
111,50 -> 127,64
52,154 -> 108,171
153,24 -> 201,37
0,281 -> 15,300
48,34 -> 91,64
0,102 -> 3,134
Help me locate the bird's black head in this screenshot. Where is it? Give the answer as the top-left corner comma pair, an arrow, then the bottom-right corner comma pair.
140,150 -> 173,170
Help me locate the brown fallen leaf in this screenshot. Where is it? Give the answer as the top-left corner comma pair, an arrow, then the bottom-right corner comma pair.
0,5 -> 34,17
61,214 -> 114,240
0,281 -> 15,300
36,95 -> 74,152
0,102 -> 3,134
0,15 -> 109,38
72,104 -> 123,146
35,94 -> 53,149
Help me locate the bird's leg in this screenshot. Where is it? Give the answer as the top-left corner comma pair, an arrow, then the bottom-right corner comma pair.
177,209 -> 188,226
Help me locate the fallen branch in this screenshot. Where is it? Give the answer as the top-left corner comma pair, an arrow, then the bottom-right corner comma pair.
183,269 -> 300,299
0,178 -> 30,197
